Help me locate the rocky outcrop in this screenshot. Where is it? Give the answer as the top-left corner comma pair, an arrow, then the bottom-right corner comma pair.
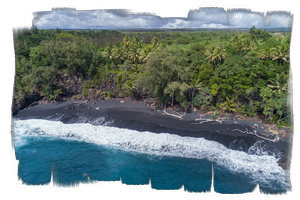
12,93 -> 41,115
59,73 -> 83,98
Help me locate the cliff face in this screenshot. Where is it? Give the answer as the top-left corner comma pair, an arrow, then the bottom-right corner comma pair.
12,93 -> 41,115
59,73 -> 83,99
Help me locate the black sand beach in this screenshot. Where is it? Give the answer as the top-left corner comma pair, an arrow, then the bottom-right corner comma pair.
13,99 -> 292,169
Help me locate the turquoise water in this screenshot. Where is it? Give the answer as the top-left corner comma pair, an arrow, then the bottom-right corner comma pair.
13,119 -> 290,193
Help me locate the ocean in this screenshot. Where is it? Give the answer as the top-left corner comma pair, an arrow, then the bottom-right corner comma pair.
13,119 -> 290,194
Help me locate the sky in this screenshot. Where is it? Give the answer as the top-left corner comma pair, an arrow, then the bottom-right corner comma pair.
32,7 -> 293,30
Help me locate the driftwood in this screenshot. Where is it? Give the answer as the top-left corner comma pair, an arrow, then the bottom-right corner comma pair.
232,128 -> 280,143
194,117 -> 226,124
162,109 -> 187,120
74,100 -> 88,105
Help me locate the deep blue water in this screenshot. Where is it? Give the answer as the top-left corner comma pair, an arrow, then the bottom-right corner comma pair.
13,119 -> 290,194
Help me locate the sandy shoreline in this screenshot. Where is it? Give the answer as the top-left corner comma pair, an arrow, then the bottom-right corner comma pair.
13,99 -> 292,169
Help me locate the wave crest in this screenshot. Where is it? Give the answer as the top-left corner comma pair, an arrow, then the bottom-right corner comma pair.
13,119 -> 290,190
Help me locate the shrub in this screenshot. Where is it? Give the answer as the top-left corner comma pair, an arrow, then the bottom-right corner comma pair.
82,92 -> 88,98
211,113 -> 217,120
245,101 -> 256,117
181,100 -> 190,110
220,98 -> 237,113
118,91 -> 124,98
193,87 -> 212,109
41,87 -> 62,101
107,91 -> 115,98
101,91 -> 107,97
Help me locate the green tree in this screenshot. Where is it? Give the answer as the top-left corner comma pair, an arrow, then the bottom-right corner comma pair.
193,87 -> 212,110
220,98 -> 237,113
260,87 -> 288,123
29,45 -> 49,66
189,78 -> 203,109
151,36 -> 159,49
102,43 -> 117,68
142,47 -> 188,106
22,65 -> 60,100
139,46 -> 152,63
241,37 -> 256,54
267,72 -> 288,94
198,63 -> 213,85
122,80 -> 137,100
164,81 -> 180,106
259,47 -> 272,60
205,45 -> 216,65
232,34 -> 244,56
205,45 -> 226,65
213,46 -> 227,64
132,36 -> 143,48
128,45 -> 140,64
270,43 -> 290,64
123,35 -> 132,53
248,26 -> 272,42
211,83 -> 219,97
112,45 -> 125,65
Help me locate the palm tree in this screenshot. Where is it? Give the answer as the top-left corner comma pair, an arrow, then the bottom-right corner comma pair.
213,46 -> 227,64
139,46 -> 152,63
101,43 -> 117,68
231,35 -> 239,44
241,37 -> 256,54
128,45 -> 140,64
205,46 -> 226,65
270,43 -> 289,64
114,41 -> 122,48
205,46 -> 216,65
259,47 -> 272,60
112,46 -> 125,65
267,72 -> 288,94
132,36 -> 143,48
123,35 -> 131,53
122,79 -> 137,100
151,37 -> 159,49
220,98 -> 237,113
232,33 -> 247,56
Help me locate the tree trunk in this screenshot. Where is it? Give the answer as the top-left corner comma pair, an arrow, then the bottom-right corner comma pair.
278,111 -> 283,124
172,94 -> 174,106
191,90 -> 195,109
110,57 -> 117,68
131,94 -> 136,101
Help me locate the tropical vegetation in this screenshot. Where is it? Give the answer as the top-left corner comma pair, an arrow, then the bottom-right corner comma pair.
13,26 -> 292,126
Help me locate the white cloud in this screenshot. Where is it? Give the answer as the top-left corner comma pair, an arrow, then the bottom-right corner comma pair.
200,23 -> 229,29
227,9 -> 264,28
32,8 -> 293,29
162,18 -> 190,29
264,12 -> 293,28
188,7 -> 228,26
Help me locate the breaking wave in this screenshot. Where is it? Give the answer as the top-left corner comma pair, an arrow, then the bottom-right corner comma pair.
13,119 -> 290,191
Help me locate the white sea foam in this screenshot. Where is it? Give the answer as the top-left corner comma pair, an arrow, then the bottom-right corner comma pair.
13,119 -> 290,190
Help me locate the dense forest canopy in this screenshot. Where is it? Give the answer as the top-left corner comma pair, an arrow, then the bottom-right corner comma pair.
13,27 -> 292,126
